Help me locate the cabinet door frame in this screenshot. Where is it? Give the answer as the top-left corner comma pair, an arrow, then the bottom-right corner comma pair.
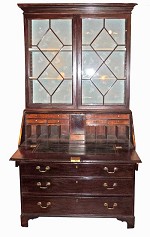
24,14 -> 77,109
77,14 -> 131,110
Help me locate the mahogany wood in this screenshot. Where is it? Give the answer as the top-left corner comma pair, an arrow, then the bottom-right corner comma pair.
10,3 -> 141,228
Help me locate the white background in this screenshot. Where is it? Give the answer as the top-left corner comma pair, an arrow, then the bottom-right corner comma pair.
0,0 -> 149,236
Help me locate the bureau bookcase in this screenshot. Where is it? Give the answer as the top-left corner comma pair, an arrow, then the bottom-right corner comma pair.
10,3 -> 141,228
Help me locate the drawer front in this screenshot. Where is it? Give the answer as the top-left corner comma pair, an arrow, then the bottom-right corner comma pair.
47,119 -> 69,125
22,196 -> 133,216
20,163 -> 134,178
86,119 -> 129,126
26,119 -> 69,125
26,114 -> 69,119
21,177 -> 134,196
86,114 -> 130,126
86,114 -> 129,119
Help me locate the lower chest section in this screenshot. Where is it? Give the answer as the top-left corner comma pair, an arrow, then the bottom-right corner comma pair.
20,162 -> 135,216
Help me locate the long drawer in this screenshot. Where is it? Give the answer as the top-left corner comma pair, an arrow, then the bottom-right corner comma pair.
22,196 -> 134,216
20,163 -> 134,178
21,177 -> 134,196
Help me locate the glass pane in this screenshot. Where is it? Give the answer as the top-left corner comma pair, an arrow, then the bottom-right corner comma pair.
97,50 -> 112,61
39,64 -> 63,80
30,19 -> 72,104
105,19 -> 125,44
32,20 -> 49,45
52,80 -> 72,103
31,50 -> 49,78
92,64 -> 116,95
82,80 -> 103,104
51,19 -> 72,45
39,64 -> 63,95
39,79 -> 63,95
38,29 -> 63,50
105,50 -> 125,79
82,47 -> 103,79
82,19 -> 103,44
92,29 -> 117,51
52,48 -> 72,79
105,80 -> 125,104
82,18 -> 126,105
32,80 -> 50,103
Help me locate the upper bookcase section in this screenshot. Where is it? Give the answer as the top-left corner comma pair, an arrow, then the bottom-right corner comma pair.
18,3 -> 137,110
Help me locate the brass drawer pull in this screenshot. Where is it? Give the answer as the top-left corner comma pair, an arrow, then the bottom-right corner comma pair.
103,167 -> 118,174
37,181 -> 51,189
103,182 -> 117,190
104,202 -> 117,210
36,166 -> 50,173
37,201 -> 51,209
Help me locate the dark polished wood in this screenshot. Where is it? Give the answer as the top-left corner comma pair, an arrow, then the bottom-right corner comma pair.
11,111 -> 141,228
10,3 -> 141,228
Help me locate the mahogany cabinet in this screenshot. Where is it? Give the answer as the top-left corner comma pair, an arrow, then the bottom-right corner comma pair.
10,3 -> 141,228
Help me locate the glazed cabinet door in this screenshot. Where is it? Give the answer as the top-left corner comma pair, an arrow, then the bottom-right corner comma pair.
26,16 -> 75,108
81,18 -> 127,106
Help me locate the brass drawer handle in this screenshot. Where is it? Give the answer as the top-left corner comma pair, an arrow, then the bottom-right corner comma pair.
103,167 -> 118,174
37,181 -> 51,189
36,166 -> 50,173
104,202 -> 117,210
103,182 -> 117,190
37,201 -> 51,209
